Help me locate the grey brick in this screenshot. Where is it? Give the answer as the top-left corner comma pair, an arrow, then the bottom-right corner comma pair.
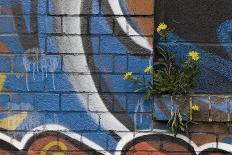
47,36 -> 85,53
48,0 -> 99,15
63,17 -> 87,34
49,0 -> 82,15
43,73 -> 100,92
63,55 -> 90,73
68,74 -> 100,92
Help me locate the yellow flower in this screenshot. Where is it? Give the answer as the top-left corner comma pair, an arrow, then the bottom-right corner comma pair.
192,105 -> 200,111
144,66 -> 153,73
188,51 -> 200,61
157,22 -> 168,33
123,72 -> 133,80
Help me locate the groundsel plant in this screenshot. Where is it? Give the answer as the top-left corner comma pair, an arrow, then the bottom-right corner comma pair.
123,23 -> 201,135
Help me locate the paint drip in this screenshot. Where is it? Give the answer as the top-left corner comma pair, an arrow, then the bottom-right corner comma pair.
23,47 -> 58,91
134,98 -> 145,130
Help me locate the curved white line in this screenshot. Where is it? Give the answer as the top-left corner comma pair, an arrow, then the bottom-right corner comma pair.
108,0 -> 153,51
0,126 -> 231,155
0,124 -> 111,155
115,130 -> 232,155
59,0 -> 130,137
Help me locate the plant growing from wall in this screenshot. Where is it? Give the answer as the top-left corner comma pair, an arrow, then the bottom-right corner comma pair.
123,23 -> 201,135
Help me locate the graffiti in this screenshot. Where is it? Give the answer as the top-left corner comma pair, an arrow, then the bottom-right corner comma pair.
23,47 -> 59,90
116,132 -> 232,155
0,73 -> 6,91
157,0 -> 232,92
217,19 -> 232,58
40,140 -> 68,155
0,0 -> 231,154
134,98 -> 145,127
0,112 -> 27,130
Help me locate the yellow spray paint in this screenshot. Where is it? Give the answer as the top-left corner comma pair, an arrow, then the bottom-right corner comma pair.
40,141 -> 67,155
0,73 -> 6,91
0,112 -> 27,130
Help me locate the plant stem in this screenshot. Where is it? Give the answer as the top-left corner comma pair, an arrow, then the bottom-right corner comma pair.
151,97 -> 155,126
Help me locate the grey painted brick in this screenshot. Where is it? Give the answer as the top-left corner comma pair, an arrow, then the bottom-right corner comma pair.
47,36 -> 85,53
63,55 -> 90,73
45,73 -> 100,92
49,0 -> 82,15
70,74 -> 100,92
47,36 -> 99,54
63,17 -> 87,34
48,0 -> 99,15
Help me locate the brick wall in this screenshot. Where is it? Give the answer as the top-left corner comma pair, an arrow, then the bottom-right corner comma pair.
0,0 -> 231,154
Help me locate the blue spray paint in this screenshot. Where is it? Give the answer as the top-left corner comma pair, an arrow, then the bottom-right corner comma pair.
217,19 -> 232,58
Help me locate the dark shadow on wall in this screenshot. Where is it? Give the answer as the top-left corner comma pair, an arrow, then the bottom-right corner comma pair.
0,140 -> 20,154
199,148 -> 231,155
